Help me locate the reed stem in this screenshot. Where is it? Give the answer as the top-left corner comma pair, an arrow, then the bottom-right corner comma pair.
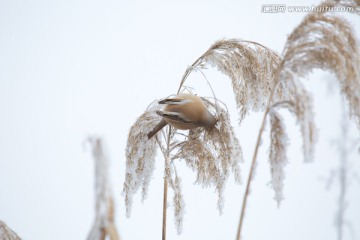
162,126 -> 172,240
236,67 -> 282,240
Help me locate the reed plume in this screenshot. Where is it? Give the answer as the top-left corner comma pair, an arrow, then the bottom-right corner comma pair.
0,221 -> 20,240
86,137 -> 120,240
123,103 -> 160,217
123,95 -> 242,234
281,11 -> 360,129
268,110 -> 289,205
179,39 -> 288,122
172,98 -> 242,214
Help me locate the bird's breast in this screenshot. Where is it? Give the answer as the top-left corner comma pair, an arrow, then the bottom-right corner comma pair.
165,120 -> 197,130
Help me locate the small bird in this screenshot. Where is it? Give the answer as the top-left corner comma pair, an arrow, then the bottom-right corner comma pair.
147,93 -> 217,139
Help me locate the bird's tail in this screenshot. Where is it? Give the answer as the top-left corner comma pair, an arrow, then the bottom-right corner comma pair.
147,119 -> 168,139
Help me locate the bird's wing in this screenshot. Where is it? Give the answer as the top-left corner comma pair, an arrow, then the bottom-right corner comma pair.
158,97 -> 192,105
156,110 -> 194,124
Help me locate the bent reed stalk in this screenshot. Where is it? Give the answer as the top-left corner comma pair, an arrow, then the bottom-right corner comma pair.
236,0 -> 360,239
236,66 -> 283,240
161,126 -> 172,240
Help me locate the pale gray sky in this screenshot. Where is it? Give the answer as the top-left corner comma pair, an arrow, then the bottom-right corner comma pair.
0,1 -> 359,240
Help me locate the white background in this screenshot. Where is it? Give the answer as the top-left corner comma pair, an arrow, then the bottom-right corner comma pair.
0,1 -> 359,239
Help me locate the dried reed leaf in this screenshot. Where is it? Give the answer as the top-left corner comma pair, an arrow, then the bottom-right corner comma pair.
0,221 -> 20,240
123,103 -> 161,217
269,111 -> 288,206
